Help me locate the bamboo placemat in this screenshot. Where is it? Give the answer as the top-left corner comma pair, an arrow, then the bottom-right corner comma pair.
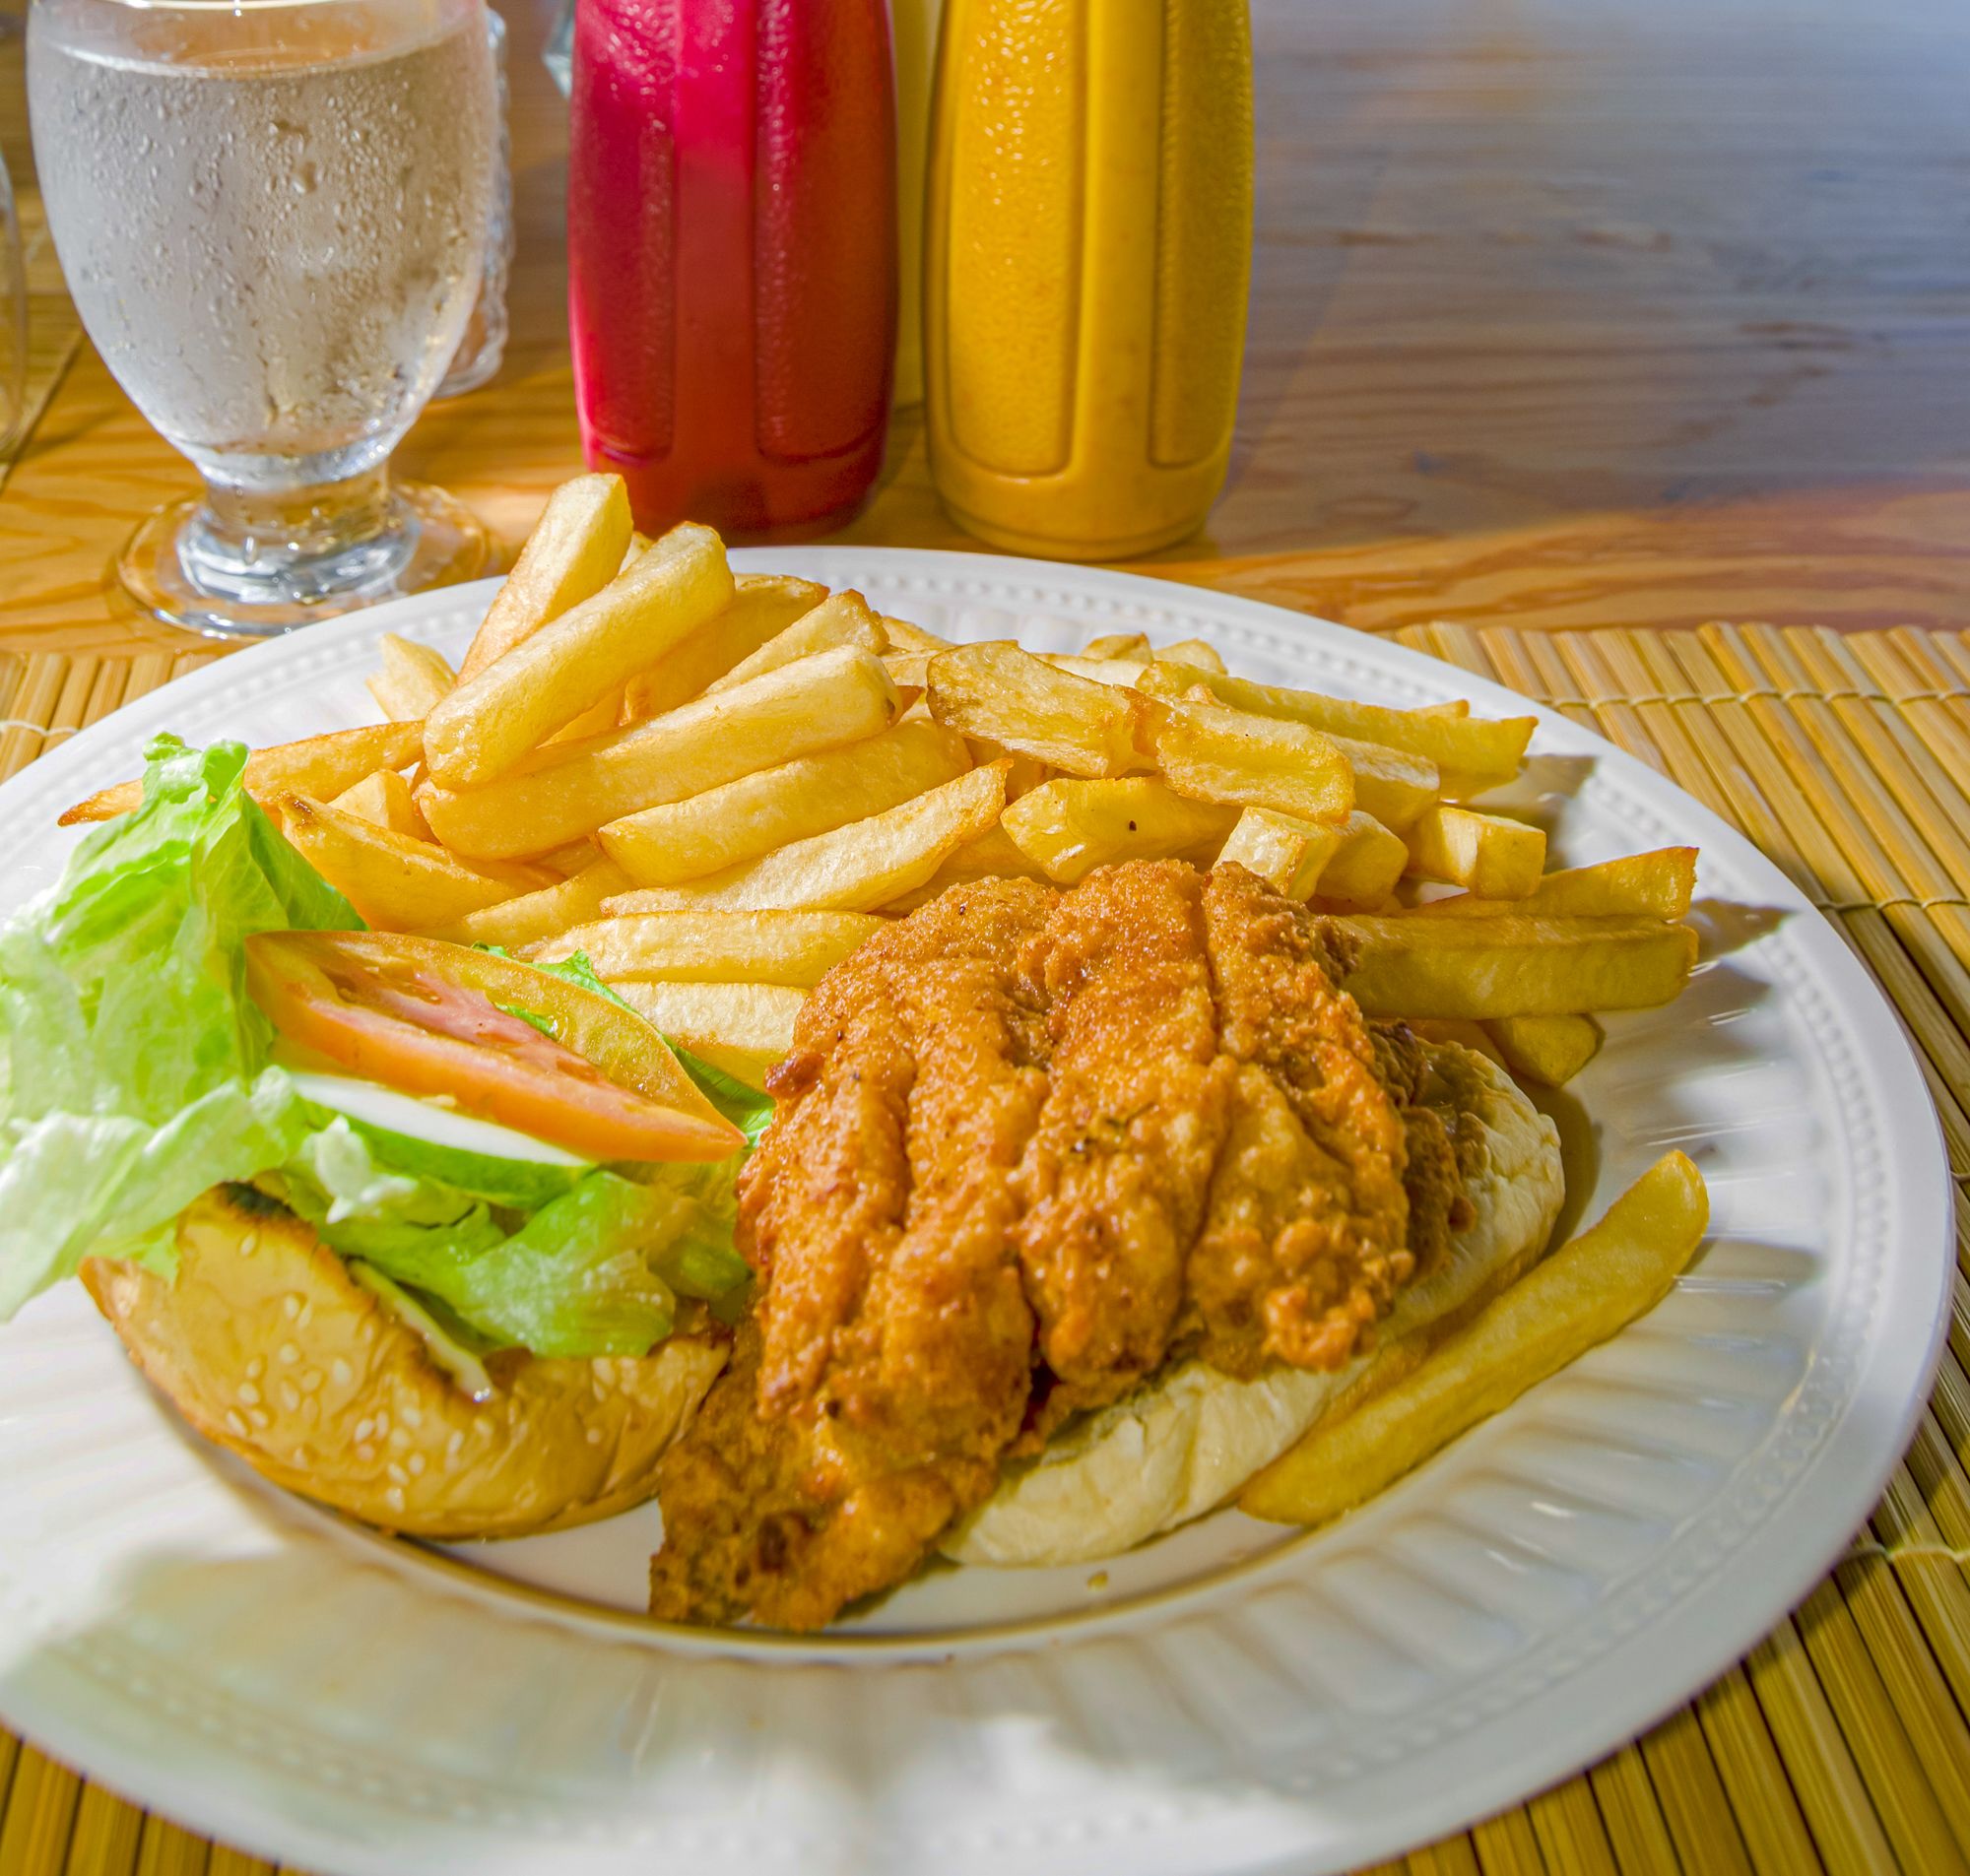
2,622 -> 1969,1876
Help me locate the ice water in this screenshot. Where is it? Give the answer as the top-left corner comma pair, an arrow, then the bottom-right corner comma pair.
31,6 -> 494,488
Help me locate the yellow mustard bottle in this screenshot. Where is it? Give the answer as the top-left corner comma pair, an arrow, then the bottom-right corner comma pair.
925,0 -> 1253,559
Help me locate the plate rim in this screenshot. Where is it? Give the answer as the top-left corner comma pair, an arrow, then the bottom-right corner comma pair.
0,550 -> 1952,1873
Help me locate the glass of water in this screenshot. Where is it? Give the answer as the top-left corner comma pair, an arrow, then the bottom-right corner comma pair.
28,0 -> 499,637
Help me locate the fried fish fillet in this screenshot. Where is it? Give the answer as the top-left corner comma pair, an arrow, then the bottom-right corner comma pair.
649,861 -> 1446,1631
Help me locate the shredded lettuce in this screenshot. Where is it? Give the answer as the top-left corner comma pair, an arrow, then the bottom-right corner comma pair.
0,740 -> 755,1354
0,739 -> 350,1316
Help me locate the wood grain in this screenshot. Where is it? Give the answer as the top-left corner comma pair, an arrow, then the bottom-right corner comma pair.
4,0 -> 1970,657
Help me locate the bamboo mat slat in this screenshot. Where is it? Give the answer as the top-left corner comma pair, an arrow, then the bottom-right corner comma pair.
4,625 -> 1970,1876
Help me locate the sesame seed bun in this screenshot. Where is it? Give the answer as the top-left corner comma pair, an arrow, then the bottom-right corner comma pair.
81,1184 -> 726,1540
942,1042 -> 1564,1568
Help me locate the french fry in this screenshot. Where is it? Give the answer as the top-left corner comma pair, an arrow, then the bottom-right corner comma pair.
1040,653 -> 1151,687
1405,805 -> 1546,899
1002,778 -> 1235,884
1138,661 -> 1534,794
1412,848 -> 1699,922
1240,1152 -> 1708,1525
622,575 -> 828,724
881,824 -> 1053,912
1083,631 -> 1151,661
928,641 -> 1144,777
367,634 -> 457,721
420,647 -> 900,859
457,473 -> 633,680
1339,914 -> 1699,1019
530,909 -> 882,987
553,688 -> 625,743
330,767 -> 428,840
885,652 -> 932,691
603,762 -> 1011,915
59,720 -> 426,825
418,857 -> 632,948
599,721 -> 969,886
1330,736 -> 1439,831
622,529 -> 654,570
1149,697 -> 1354,822
707,590 -> 886,693
1312,810 -> 1409,908
608,981 -> 806,1087
879,615 -> 951,655
1408,1017 -> 1508,1069
1215,808 -> 1342,899
1484,1013 -> 1604,1086
280,794 -> 550,932
1153,637 -> 1226,674
426,521 -> 734,787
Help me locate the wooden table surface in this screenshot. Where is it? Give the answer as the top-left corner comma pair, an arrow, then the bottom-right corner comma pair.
3,0 -> 1969,654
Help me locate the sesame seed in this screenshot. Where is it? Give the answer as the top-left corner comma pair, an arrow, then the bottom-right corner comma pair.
353,1417 -> 375,1443
246,1356 -> 266,1381
236,1383 -> 261,1407
445,1431 -> 464,1458
388,1427 -> 410,1449
356,1442 -> 376,1462
586,1427 -> 603,1446
282,1295 -> 301,1321
330,1358 -> 353,1387
277,1343 -> 299,1366
238,1232 -> 259,1258
385,1486 -> 405,1513
279,1383 -> 299,1413
247,1407 -> 270,1431
387,1462 -> 408,1486
400,1404 -> 424,1430
224,1410 -> 247,1437
373,1413 -> 389,1436
407,1454 -> 427,1477
296,1301 -> 313,1328
300,1369 -> 324,1394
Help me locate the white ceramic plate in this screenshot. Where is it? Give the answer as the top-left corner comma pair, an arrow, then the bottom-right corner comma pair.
0,550 -> 1949,1876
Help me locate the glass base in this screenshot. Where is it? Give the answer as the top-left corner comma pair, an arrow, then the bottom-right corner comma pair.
117,481 -> 490,640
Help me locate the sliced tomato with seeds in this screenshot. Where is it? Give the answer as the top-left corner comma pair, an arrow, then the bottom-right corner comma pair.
245,931 -> 744,1164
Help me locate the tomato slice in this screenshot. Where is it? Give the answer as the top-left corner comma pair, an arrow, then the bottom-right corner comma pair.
244,931 -> 745,1164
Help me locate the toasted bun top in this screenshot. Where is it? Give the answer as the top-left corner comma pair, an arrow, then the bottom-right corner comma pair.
943,1042 -> 1563,1568
83,1186 -> 725,1540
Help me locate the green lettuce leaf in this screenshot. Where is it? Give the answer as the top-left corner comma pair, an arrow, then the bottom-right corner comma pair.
0,738 -> 355,1318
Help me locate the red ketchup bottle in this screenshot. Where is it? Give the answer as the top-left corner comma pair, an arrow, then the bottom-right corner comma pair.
568,0 -> 896,538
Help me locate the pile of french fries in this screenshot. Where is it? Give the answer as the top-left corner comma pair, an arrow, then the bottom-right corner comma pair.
63,473 -> 1701,1090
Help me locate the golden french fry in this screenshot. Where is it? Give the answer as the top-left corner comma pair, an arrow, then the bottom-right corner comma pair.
608,981 -> 807,1086
1484,1012 -> 1604,1086
1153,637 -> 1226,674
1083,631 -> 1151,661
884,652 -> 933,691
427,522 -> 734,787
1002,777 -> 1235,885
1138,662 -> 1534,794
1405,805 -> 1546,899
707,590 -> 886,694
280,795 -> 550,932
881,823 -> 1053,912
603,762 -> 1011,915
622,575 -> 829,724
599,720 -> 969,886
1413,848 -> 1699,922
928,641 -> 1145,777
530,909 -> 882,987
879,615 -> 951,655
418,857 -> 633,948
1407,1017 -> 1508,1068
457,473 -> 633,680
553,688 -> 625,743
1149,697 -> 1353,822
367,634 -> 457,721
1040,653 -> 1151,687
1241,1152 -> 1708,1525
1215,808 -> 1342,899
330,767 -> 428,840
1311,810 -> 1409,908
1339,914 -> 1698,1019
532,839 -> 607,879
622,529 -> 654,571
1330,736 -> 1439,831
59,720 -> 426,826
420,646 -> 900,859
